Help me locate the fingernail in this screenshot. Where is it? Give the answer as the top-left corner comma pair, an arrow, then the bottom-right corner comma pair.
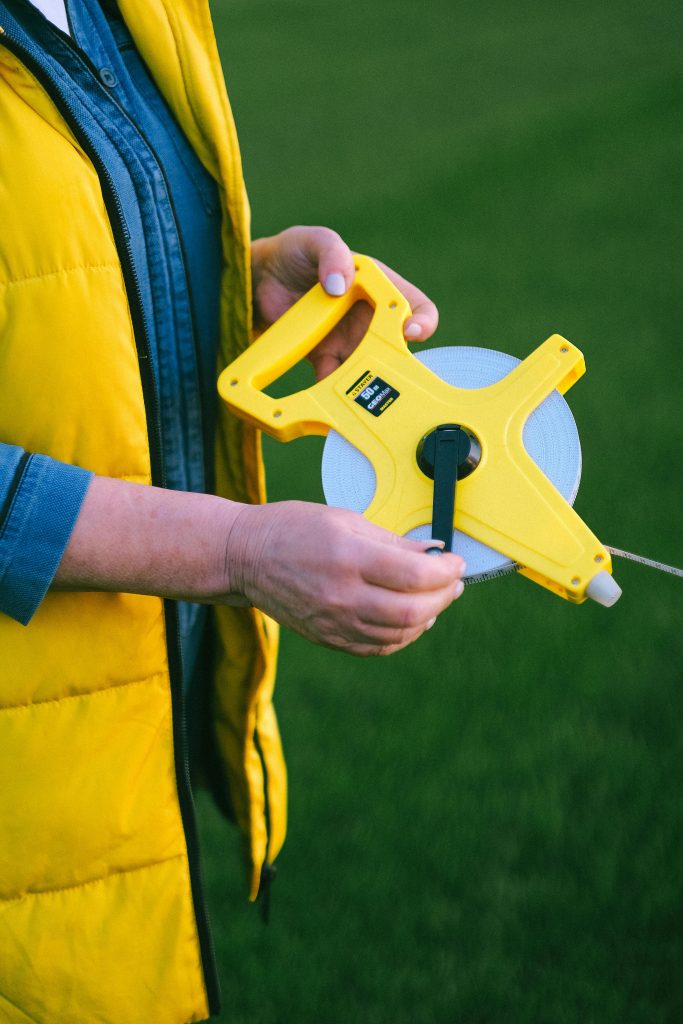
404,321 -> 421,338
324,272 -> 347,296
454,580 -> 464,598
459,560 -> 467,577
426,617 -> 437,630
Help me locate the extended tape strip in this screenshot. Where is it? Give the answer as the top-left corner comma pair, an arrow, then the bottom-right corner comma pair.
462,548 -> 683,587
606,547 -> 683,578
463,564 -> 520,585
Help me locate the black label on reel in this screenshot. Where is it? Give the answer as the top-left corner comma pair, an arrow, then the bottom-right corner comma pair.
346,370 -> 399,417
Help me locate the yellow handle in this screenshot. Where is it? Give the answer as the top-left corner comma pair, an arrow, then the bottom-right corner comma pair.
217,255 -> 412,440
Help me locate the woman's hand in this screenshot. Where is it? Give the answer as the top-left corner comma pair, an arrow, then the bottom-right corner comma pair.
251,226 -> 439,380
225,500 -> 465,656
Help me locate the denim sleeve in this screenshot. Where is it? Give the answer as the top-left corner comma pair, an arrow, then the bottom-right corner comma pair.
0,444 -> 94,626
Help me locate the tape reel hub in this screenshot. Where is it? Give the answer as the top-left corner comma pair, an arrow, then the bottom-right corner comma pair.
416,424 -> 482,481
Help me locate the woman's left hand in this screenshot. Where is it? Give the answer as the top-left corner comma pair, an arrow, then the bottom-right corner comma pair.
251,226 -> 439,381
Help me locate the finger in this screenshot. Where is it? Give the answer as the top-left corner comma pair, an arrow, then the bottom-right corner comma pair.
297,227 -> 355,296
373,258 -> 439,341
340,620 -> 427,651
352,616 -> 443,657
352,628 -> 427,658
305,611 -> 428,655
310,350 -> 344,381
355,578 -> 465,631
361,544 -> 465,593
362,537 -> 467,589
308,300 -> 375,380
345,517 -> 466,588
347,513 -> 445,553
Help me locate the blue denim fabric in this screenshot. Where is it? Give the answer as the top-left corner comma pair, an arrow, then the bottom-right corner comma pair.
0,0 -> 223,686
0,448 -> 92,625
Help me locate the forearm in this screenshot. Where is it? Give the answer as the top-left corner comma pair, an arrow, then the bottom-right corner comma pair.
52,475 -> 466,658
52,475 -> 246,604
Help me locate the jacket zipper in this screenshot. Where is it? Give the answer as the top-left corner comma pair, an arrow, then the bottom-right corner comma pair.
0,19 -> 220,1014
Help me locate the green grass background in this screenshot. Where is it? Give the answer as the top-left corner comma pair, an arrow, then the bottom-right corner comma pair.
199,2 -> 683,1021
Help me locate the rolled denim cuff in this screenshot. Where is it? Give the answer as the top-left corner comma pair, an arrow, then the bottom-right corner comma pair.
0,449 -> 94,625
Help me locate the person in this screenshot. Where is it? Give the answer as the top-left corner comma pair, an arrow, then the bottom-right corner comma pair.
0,0 -> 465,1020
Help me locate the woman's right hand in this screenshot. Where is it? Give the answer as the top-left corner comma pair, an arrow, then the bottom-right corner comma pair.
224,500 -> 465,656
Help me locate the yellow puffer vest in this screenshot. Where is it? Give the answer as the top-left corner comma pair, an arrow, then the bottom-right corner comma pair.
0,2 -> 285,1020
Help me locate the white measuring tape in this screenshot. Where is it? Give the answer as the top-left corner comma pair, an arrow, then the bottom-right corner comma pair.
605,548 -> 683,578
463,549 -> 683,587
321,345 -> 682,587
463,548 -> 683,587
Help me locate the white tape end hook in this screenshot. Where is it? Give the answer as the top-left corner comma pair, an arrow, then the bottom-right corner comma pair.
586,570 -> 623,607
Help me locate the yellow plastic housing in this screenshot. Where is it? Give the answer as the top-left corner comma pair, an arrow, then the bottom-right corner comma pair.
218,255 -> 614,604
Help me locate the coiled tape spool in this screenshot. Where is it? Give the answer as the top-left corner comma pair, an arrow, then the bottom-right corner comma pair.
322,345 -> 582,583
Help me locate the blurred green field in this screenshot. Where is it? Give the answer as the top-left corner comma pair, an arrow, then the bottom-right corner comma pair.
200,1 -> 683,1021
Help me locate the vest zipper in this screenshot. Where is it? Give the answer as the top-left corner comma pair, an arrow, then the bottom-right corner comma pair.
0,21 -> 220,1015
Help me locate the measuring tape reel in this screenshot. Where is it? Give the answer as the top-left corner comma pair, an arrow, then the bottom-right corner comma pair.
218,255 -> 622,607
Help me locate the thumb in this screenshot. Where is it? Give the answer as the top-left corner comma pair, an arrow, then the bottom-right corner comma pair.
303,229 -> 355,296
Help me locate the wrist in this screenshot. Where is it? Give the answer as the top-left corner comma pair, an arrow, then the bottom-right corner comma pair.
215,501 -> 270,605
